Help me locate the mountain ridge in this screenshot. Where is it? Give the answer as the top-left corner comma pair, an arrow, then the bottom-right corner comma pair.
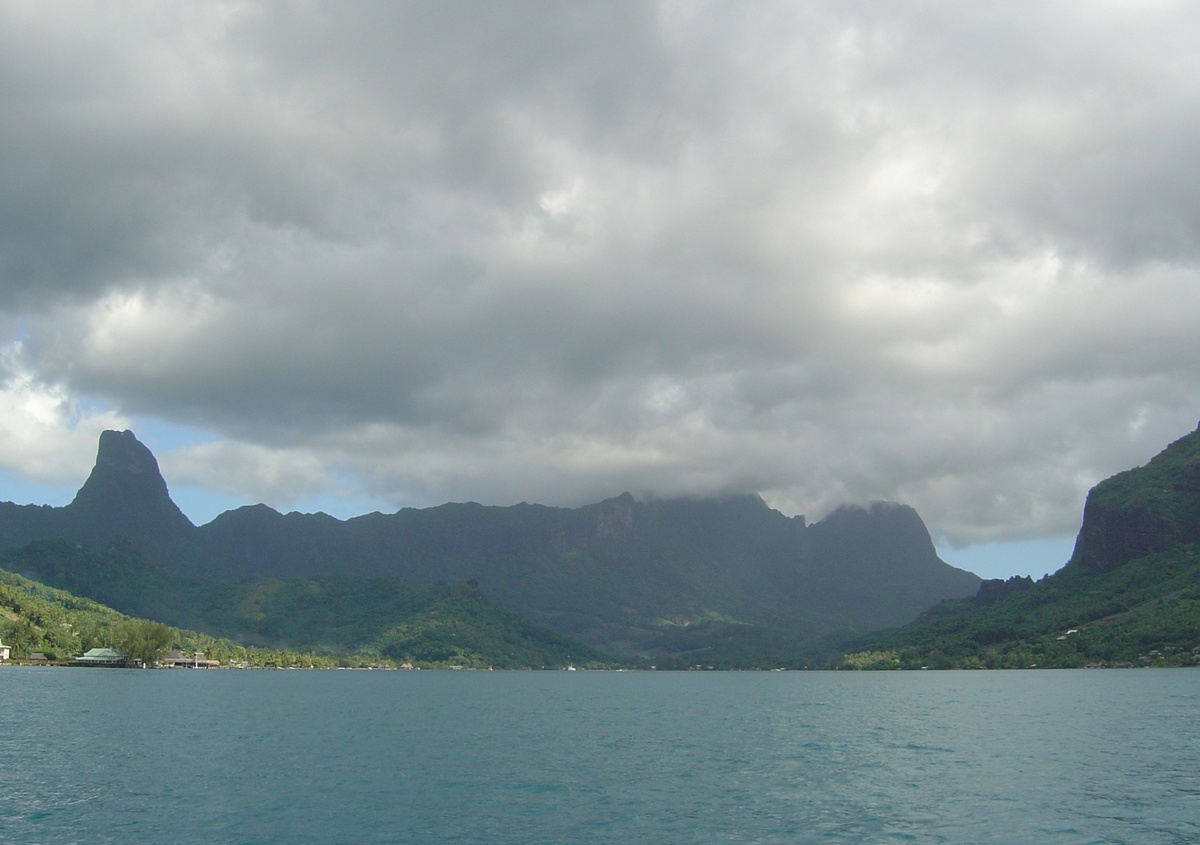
0,429 -> 981,660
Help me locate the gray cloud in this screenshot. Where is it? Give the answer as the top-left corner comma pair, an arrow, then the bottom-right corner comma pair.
2,1 -> 1199,549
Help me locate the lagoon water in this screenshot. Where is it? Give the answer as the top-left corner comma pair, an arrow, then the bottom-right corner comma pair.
2,668 -> 1197,844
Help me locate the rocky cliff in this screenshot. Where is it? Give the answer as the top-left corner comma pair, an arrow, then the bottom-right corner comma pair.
1069,423 -> 1200,573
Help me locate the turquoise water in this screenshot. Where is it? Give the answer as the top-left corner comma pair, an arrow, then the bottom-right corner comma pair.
2,668 -> 1197,844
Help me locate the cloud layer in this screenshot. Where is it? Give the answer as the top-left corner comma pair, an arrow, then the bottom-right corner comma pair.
3,1 -> 1199,548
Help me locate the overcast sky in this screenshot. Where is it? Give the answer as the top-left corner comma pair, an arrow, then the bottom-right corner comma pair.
2,1 -> 1199,580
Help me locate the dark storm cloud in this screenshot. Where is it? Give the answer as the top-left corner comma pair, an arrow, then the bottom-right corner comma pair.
2,1 -> 1200,548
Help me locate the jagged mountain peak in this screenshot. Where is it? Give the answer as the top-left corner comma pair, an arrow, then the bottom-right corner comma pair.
0,429 -> 982,656
68,429 -> 193,533
73,430 -> 168,498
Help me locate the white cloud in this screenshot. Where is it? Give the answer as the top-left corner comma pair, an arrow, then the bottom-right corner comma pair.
0,341 -> 129,484
158,439 -> 333,509
2,1 -> 1199,552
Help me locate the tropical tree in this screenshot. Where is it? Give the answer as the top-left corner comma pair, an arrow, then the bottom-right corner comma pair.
2,618 -> 38,658
111,619 -> 173,666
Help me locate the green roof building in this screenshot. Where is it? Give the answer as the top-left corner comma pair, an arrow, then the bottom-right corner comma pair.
74,647 -> 125,666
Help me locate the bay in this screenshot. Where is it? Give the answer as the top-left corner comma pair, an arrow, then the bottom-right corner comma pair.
1,668 -> 1197,844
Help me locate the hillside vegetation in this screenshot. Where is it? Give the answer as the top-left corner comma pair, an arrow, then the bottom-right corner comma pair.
0,567 -> 336,668
0,540 -> 613,669
841,426 -> 1200,669
0,429 -> 980,662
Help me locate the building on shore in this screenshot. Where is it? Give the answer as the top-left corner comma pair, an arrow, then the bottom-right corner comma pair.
160,650 -> 220,668
74,648 -> 126,666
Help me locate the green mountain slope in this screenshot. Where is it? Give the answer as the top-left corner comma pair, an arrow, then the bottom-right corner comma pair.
0,566 -> 334,668
1,540 -> 613,668
1070,423 -> 1200,572
198,494 -> 979,655
0,430 -> 980,659
841,425 -> 1200,669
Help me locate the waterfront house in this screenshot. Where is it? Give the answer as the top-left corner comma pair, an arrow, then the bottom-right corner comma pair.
160,650 -> 220,668
0,638 -> 9,661
74,647 -> 125,666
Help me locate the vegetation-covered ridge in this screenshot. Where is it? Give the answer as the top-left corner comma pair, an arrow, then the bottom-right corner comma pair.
0,567 -> 337,668
841,425 -> 1200,669
0,540 -> 617,669
1072,423 -> 1200,573
0,429 -> 980,661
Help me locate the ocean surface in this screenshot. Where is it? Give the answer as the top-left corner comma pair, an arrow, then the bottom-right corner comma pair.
1,668 -> 1197,844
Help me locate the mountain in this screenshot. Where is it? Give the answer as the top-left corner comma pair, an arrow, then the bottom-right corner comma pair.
0,542 -> 611,669
841,424 -> 1200,669
0,561 -> 337,668
1069,424 -> 1200,573
196,493 -> 979,655
0,430 -> 220,575
0,430 -> 980,662
68,430 -> 193,539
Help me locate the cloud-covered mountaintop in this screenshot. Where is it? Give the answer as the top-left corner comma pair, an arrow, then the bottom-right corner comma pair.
1,2 -> 1198,553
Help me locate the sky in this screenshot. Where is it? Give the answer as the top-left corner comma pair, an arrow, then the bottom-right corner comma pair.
2,1 -> 1199,582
